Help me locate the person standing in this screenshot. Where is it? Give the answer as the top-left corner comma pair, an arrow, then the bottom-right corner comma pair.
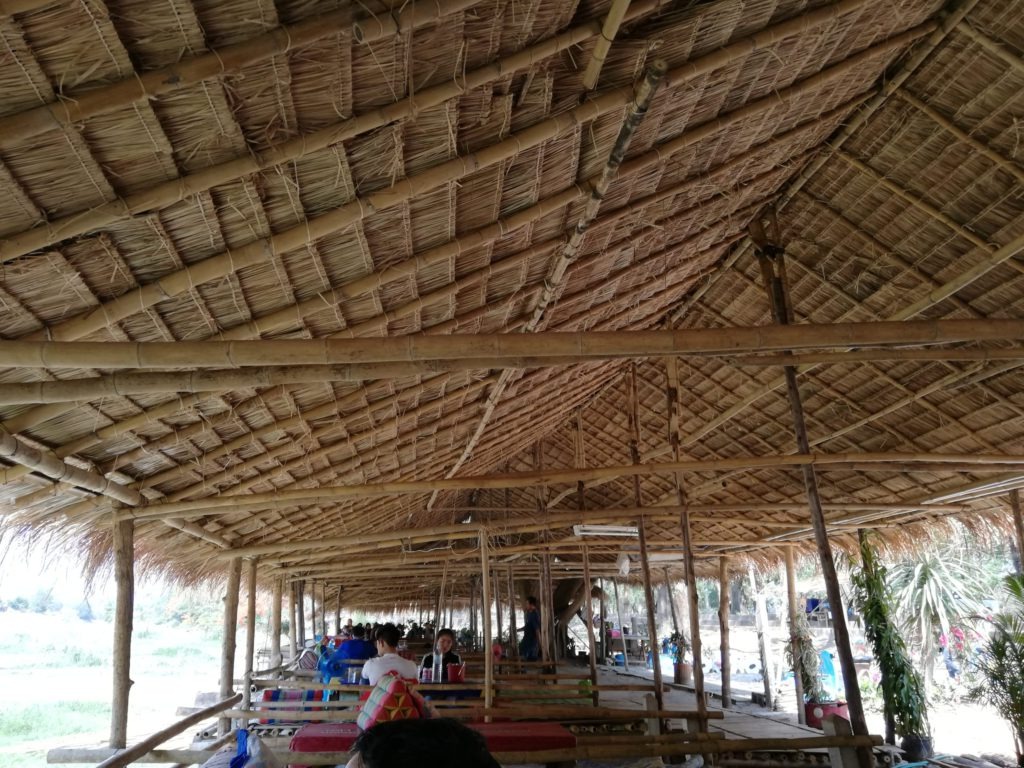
518,596 -> 542,661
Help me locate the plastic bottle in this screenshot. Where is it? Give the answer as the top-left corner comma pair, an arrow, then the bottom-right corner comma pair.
432,651 -> 443,683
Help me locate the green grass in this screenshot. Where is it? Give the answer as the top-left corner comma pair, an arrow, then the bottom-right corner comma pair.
0,701 -> 110,748
2,750 -> 47,768
150,645 -> 208,659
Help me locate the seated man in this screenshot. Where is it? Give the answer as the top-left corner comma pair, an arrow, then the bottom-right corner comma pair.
420,628 -> 462,681
346,718 -> 500,768
322,624 -> 378,684
361,623 -> 419,685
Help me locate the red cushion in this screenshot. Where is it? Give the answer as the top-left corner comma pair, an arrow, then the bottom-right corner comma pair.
288,720 -> 575,757
472,722 -> 576,751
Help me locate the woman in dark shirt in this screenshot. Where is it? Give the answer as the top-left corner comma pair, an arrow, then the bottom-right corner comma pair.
420,627 -> 462,680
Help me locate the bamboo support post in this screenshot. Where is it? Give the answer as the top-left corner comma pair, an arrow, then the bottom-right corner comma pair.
582,545 -> 600,706
0,432 -> 141,505
297,580 -> 306,648
613,579 -> 630,671
288,582 -> 298,663
719,556 -> 731,708
109,516 -> 134,748
218,558 -> 243,737
665,355 -> 708,726
508,565 -> 518,659
784,547 -> 806,724
480,532 -> 494,713
749,566 -> 774,710
582,0 -> 632,89
754,238 -> 870,767
1011,490 -> 1024,576
270,578 -> 283,674
242,560 -> 258,714
493,570 -> 503,650
541,553 -> 555,663
334,590 -> 341,635
599,578 -> 607,662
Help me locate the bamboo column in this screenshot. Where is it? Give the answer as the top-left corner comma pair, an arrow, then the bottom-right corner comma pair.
719,556 -> 731,708
296,580 -> 306,647
754,236 -> 870,763
481,532 -> 494,711
1011,490 -> 1024,576
664,569 -> 682,643
270,578 -> 283,673
628,364 -> 665,710
541,554 -> 556,663
288,582 -> 298,662
335,589 -> 341,635
582,545 -> 600,705
218,558 -> 242,737
494,570 -> 504,648
613,579 -> 630,671
321,582 -> 328,638
109,516 -> 134,748
665,355 -> 708,725
749,566 -> 774,710
241,559 -> 258,714
508,565 -> 518,659
434,561 -> 448,636
599,578 -> 607,662
784,547 -> 806,724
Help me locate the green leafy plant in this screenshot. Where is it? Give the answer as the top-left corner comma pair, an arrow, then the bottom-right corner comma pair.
786,609 -> 827,703
969,574 -> 1024,767
850,532 -> 929,742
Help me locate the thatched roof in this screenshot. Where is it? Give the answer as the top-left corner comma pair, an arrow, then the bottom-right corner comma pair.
0,0 -> 1022,607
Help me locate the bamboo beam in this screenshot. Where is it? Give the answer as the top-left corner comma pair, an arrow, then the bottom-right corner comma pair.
109,451 -> 1024,525
109,516 -> 134,748
0,432 -> 141,505
6,320 -> 1023,370
218,558 -> 242,737
352,0 -> 482,42
718,556 -> 731,708
955,21 -> 1024,78
895,91 -> 1024,186
724,347 -> 1024,366
0,358 -> 583,405
754,240 -> 870,767
582,0 -> 632,89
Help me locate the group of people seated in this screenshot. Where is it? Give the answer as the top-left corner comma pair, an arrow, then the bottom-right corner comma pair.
319,621 -> 463,685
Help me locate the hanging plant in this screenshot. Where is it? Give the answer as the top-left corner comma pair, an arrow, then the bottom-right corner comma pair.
786,608 -> 827,703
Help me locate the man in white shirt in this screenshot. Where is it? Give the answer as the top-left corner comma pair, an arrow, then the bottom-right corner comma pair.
361,623 -> 419,684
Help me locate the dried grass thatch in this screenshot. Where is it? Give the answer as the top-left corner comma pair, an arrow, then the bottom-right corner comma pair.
0,0 -> 1022,607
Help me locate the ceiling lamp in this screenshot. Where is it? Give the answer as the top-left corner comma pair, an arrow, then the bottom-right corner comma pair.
573,524 -> 639,537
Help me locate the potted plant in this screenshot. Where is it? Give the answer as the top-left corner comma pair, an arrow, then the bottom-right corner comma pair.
969,574 -> 1024,767
669,631 -> 692,685
787,608 -> 849,729
851,532 -> 931,759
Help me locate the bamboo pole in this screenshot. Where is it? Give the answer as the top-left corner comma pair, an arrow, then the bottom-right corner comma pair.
218,558 -> 242,737
494,569 -> 503,650
94,694 -> 242,768
270,578 -> 283,673
582,545 -> 600,705
665,354 -> 708,726
541,554 -> 555,663
508,565 -> 518,660
755,241 -> 870,767
749,566 -> 774,710
613,579 -> 630,671
288,582 -> 298,663
582,0 -> 633,89
297,580 -> 306,648
8,319 -> 1022,370
784,547 -> 806,724
481,532 -> 494,712
109,516 -> 134,748
628,364 -> 665,713
955,21 -> 1024,78
724,347 -> 1024,367
599,578 -> 607,662
242,560 -> 258,714
1011,490 -> 1024,577
719,556 -> 731,708
0,432 -> 141,505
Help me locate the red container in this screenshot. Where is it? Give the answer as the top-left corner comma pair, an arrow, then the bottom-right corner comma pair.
804,701 -> 849,730
447,663 -> 466,683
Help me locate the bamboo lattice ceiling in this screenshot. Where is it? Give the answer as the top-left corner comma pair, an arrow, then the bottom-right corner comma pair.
0,0 -> 1022,604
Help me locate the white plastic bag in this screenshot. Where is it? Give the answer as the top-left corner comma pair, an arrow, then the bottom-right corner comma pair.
246,733 -> 281,768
